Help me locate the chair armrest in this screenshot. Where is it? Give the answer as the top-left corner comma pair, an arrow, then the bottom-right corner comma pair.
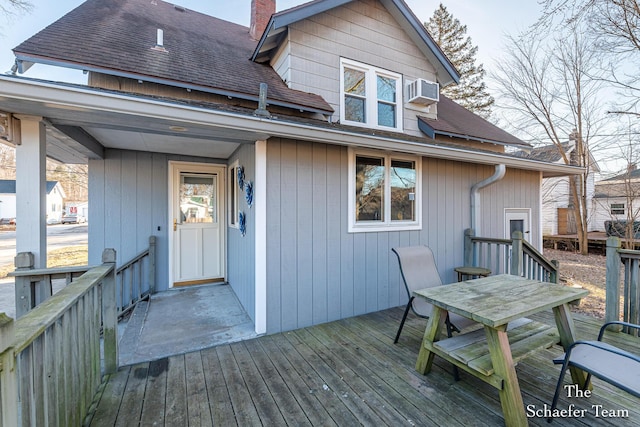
598,321 -> 640,340
554,339 -> 640,365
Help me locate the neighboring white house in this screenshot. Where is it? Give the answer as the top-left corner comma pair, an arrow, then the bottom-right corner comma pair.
592,166 -> 640,233
0,179 -> 66,224
515,142 -> 599,235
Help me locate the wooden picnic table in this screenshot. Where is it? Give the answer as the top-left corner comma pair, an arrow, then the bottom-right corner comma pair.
414,274 -> 589,427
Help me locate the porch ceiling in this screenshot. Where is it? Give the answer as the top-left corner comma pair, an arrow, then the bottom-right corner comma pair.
1,93 -> 266,164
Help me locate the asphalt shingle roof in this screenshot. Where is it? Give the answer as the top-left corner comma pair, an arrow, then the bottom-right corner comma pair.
418,96 -> 529,148
13,0 -> 332,114
513,143 -> 573,163
0,180 -> 59,194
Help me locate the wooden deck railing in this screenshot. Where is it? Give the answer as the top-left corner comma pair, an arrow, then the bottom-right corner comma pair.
10,236 -> 156,319
606,236 -> 640,333
10,253 -> 91,318
116,236 -> 156,318
464,228 -> 558,283
0,249 -> 118,427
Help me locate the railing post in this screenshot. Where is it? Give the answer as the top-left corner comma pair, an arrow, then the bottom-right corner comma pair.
464,228 -> 475,266
605,237 -> 622,324
550,260 -> 559,284
511,231 -> 523,276
101,248 -> 118,375
149,236 -> 156,294
0,313 -> 18,427
14,252 -> 34,318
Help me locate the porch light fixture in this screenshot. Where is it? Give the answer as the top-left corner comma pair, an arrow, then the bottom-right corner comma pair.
0,112 -> 13,142
169,125 -> 187,132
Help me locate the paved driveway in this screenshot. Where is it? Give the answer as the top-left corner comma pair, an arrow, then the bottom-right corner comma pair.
0,224 -> 88,318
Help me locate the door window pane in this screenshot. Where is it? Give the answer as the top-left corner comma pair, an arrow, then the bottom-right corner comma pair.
180,173 -> 216,223
355,156 -> 385,221
510,219 -> 524,236
390,160 -> 416,221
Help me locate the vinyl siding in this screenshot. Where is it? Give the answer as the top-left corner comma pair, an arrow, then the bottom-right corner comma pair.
88,149 -> 225,292
226,144 -> 256,321
265,138 -> 541,333
283,0 -> 438,136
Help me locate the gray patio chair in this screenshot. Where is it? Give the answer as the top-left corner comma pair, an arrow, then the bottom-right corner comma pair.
392,245 -> 477,344
548,321 -> 640,422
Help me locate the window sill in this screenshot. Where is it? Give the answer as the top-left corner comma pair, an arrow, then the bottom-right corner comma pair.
341,119 -> 403,133
348,222 -> 422,233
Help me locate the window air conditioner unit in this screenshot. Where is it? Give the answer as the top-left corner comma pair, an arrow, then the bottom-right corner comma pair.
407,79 -> 439,105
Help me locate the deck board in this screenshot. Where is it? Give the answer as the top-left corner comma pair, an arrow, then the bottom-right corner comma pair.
88,308 -> 640,426
139,358 -> 168,427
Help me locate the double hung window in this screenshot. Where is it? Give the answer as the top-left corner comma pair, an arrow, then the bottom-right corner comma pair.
341,58 -> 403,131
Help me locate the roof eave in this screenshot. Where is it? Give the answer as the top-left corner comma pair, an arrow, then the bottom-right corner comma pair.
417,118 -> 529,149
0,76 -> 580,178
13,53 -> 334,116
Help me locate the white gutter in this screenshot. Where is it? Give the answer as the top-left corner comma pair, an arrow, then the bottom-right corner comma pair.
471,164 -> 506,233
0,76 -> 582,177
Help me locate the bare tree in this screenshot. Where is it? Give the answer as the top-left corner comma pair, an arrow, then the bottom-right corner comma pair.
0,0 -> 32,16
493,22 -> 607,254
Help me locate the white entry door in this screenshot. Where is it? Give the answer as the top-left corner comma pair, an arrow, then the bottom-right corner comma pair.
170,162 -> 225,287
505,208 -> 531,243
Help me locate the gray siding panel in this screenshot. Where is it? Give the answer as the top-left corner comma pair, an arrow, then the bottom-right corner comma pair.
296,142 -> 313,328
266,140 -> 282,332
266,139 -> 542,333
326,146 -> 342,322
227,143 -> 256,321
312,144 -> 328,326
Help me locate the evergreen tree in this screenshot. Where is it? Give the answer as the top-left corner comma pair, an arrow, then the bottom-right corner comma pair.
426,3 -> 494,118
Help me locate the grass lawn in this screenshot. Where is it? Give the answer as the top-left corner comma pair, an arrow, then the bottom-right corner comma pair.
0,245 -> 88,279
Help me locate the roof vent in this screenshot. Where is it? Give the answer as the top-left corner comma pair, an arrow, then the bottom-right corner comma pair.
407,79 -> 439,105
152,29 -> 168,52
174,5 -> 185,12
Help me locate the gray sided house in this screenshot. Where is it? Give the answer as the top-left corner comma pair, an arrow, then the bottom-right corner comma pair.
0,0 -> 580,335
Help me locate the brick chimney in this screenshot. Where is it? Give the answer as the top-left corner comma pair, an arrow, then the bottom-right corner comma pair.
250,0 -> 275,40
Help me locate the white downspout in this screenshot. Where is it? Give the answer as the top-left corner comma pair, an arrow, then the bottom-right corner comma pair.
471,164 -> 506,234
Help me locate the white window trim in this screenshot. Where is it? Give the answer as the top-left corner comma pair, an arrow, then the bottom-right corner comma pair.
348,148 -> 421,233
340,58 -> 403,131
228,160 -> 240,229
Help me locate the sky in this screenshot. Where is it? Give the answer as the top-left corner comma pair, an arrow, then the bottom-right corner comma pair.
0,0 -> 543,83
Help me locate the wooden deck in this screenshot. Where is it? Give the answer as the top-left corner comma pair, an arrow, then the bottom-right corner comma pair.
86,308 -> 639,426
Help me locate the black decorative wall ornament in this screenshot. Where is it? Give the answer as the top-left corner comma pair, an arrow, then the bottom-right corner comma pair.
245,181 -> 253,208
239,211 -> 246,236
237,165 -> 245,189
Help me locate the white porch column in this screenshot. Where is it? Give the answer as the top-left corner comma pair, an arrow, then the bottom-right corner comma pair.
255,140 -> 267,334
15,116 -> 47,268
